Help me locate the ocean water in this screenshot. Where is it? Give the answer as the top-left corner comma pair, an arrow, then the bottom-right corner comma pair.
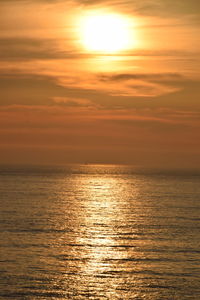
0,164 -> 200,300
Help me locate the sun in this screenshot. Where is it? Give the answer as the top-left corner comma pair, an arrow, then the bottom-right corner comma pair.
79,12 -> 133,53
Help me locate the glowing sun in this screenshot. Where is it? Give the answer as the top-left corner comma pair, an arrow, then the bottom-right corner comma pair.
80,13 -> 133,53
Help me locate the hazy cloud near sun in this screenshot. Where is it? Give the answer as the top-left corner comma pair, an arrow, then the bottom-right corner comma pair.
7,0 -> 198,17
76,0 -> 200,17
0,38 -> 65,61
0,37 -> 198,63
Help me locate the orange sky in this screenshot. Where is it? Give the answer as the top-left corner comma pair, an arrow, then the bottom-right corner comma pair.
0,0 -> 200,168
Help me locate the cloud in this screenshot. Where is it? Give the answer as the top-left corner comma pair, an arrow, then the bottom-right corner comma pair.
2,0 -> 200,18
0,101 -> 199,168
89,0 -> 200,15
99,72 -> 183,83
0,36 -> 196,62
1,103 -> 199,128
0,73 -> 103,107
57,72 -> 182,97
0,37 -> 96,61
53,96 -> 97,107
1,69 -> 199,111
74,0 -> 200,18
0,38 -> 64,61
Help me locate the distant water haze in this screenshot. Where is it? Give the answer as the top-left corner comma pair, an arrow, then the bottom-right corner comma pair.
0,164 -> 200,299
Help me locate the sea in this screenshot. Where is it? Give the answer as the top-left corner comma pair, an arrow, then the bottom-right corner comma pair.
0,164 -> 200,300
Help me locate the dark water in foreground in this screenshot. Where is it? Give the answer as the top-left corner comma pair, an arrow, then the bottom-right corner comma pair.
0,164 -> 200,299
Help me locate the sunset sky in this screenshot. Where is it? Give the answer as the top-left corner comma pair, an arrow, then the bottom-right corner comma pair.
0,0 -> 200,168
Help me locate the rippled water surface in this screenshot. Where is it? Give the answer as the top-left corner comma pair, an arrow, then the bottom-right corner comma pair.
0,164 -> 200,299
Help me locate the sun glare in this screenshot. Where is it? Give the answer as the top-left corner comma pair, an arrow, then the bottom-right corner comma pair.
79,12 -> 133,53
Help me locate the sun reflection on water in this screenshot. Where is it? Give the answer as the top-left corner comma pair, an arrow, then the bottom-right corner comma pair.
68,172 -> 140,297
